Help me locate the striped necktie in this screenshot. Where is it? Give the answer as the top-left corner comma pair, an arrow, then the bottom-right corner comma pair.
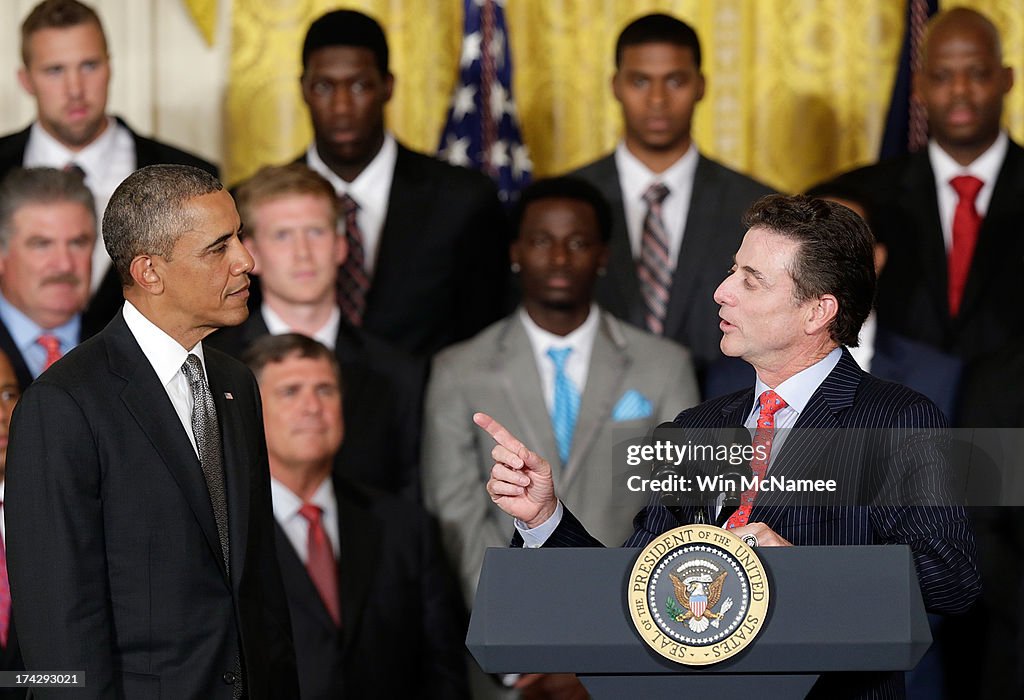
547,347 -> 580,465
637,183 -> 673,335
726,390 -> 788,529
337,194 -> 369,326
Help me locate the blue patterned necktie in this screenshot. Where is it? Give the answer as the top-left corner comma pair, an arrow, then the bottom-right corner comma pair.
547,347 -> 580,465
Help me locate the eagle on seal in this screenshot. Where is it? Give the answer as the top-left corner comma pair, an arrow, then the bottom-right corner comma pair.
669,570 -> 729,633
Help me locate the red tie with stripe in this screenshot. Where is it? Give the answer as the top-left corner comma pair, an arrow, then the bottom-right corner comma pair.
637,183 -> 673,335
948,175 -> 984,318
726,390 -> 788,530
337,194 -> 369,327
298,503 -> 341,626
37,334 -> 62,371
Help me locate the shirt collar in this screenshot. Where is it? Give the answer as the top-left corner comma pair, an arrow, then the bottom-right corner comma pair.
122,300 -> 205,388
928,130 -> 1008,187
753,346 -> 843,416
26,117 -> 122,179
270,474 -> 336,523
0,290 -> 81,355
306,133 -> 397,199
260,303 -> 340,350
518,302 -> 601,354
614,141 -> 699,204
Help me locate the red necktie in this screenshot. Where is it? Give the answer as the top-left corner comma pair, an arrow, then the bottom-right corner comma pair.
37,334 -> 62,371
298,503 -> 341,626
726,390 -> 788,530
0,502 -> 10,647
337,194 -> 369,327
948,175 -> 984,318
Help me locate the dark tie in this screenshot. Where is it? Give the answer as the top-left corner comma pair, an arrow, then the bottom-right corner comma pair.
0,502 -> 9,648
37,334 -> 62,371
725,390 -> 788,530
948,175 -> 984,317
298,503 -> 341,627
637,183 -> 673,335
337,194 -> 369,326
181,355 -> 230,569
181,355 -> 242,698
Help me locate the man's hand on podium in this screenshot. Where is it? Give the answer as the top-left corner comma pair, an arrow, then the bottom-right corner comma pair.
475,412 -> 558,529
730,521 -> 793,547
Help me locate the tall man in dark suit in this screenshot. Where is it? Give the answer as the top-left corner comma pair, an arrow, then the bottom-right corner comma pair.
825,7 -> 1022,364
570,13 -> 773,382
296,9 -> 509,356
209,164 -> 425,499
479,195 -> 980,699
245,333 -> 467,699
5,165 -> 299,699
0,167 -> 102,391
0,0 -> 220,330
0,350 -> 24,700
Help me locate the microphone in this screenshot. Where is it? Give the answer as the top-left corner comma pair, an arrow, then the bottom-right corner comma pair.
646,421 -> 715,524
714,427 -> 754,527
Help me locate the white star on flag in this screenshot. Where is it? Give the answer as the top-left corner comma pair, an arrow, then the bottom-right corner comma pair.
488,140 -> 511,169
511,143 -> 533,180
460,31 -> 482,67
441,135 -> 472,167
489,83 -> 508,120
489,30 -> 506,70
453,85 -> 477,120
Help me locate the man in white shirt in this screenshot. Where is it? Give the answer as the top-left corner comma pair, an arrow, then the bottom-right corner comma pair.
207,163 -> 425,500
571,13 -> 773,381
0,167 -> 98,391
245,333 -> 467,699
826,7 -> 1021,364
293,9 -> 509,356
478,194 -> 979,700
0,0 -> 219,330
5,164 -> 298,699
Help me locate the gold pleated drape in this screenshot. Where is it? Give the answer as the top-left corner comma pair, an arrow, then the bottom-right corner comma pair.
216,1 -> 1024,192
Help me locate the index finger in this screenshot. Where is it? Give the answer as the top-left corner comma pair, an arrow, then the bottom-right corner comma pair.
473,412 -> 530,462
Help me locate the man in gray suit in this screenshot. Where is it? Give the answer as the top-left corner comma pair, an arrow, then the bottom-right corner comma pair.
422,177 -> 698,698
571,13 -> 772,385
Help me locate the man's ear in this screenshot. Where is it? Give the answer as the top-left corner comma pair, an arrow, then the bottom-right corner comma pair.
129,255 -> 163,294
807,294 -> 839,335
16,67 -> 35,97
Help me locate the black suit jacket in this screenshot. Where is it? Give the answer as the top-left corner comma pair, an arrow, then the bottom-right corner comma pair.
704,328 -> 963,422
291,144 -> 510,356
826,140 -> 1024,362
274,475 -> 468,699
535,350 -> 980,700
0,311 -> 108,393
4,312 -> 298,699
571,152 -> 773,377
207,299 -> 426,499
0,117 -> 220,335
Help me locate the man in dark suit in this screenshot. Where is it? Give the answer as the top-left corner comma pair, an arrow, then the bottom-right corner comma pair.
824,8 -> 1022,365
5,165 -> 298,699
570,14 -> 772,380
295,9 -> 509,356
0,0 -> 219,331
208,163 -> 424,500
244,333 -> 467,699
479,195 -> 980,699
0,167 -> 104,391
0,350 -> 24,700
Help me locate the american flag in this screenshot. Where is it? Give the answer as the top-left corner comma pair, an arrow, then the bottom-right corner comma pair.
438,0 -> 532,205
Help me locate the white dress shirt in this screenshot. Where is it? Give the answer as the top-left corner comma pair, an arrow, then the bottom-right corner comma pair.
518,304 -> 600,414
23,117 -> 137,292
615,141 -> 699,265
261,304 -> 340,351
306,133 -> 398,275
270,476 -> 341,562
122,300 -> 206,457
848,312 -> 877,373
928,131 -> 1008,252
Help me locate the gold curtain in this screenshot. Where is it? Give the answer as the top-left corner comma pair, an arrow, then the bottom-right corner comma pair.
224,1 -> 1024,192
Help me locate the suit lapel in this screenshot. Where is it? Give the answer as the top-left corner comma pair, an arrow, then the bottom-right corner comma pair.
899,152 -> 949,324
206,352 -> 252,588
496,317 -> 561,475
273,523 -> 337,631
335,478 -> 382,652
108,316 -> 228,581
593,157 -> 642,322
562,313 -> 629,487
663,156 -> 718,339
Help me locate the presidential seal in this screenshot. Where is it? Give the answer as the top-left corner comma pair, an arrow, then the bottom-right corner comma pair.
627,524 -> 769,665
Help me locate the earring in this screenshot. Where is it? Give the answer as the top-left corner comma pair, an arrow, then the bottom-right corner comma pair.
510,262 -> 521,273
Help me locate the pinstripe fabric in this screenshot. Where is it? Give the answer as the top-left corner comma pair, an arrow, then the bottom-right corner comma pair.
537,349 -> 979,700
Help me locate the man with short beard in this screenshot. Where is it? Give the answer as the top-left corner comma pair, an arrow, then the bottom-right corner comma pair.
0,167 -> 100,391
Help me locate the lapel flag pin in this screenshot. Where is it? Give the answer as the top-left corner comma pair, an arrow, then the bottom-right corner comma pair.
224,392 -> 234,400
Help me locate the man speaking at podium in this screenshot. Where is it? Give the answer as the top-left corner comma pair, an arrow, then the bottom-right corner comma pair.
478,194 -> 980,699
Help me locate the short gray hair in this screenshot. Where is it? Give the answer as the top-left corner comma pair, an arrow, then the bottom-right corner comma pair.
103,164 -> 223,287
0,167 -> 96,249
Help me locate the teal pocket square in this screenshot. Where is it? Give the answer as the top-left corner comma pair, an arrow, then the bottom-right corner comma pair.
612,390 -> 653,421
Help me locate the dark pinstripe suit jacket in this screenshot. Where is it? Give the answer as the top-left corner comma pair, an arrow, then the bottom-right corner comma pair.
536,350 -> 980,699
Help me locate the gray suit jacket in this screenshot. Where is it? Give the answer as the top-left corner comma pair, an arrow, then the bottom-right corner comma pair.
421,309 -> 699,605
571,152 -> 773,377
